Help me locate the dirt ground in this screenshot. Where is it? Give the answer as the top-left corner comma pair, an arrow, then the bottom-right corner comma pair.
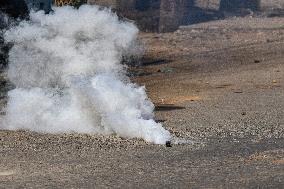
1,16 -> 284,188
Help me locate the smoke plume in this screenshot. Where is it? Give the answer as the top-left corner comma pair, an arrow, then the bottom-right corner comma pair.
1,5 -> 171,144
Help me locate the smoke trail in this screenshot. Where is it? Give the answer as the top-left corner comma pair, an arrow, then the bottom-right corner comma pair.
1,5 -> 171,144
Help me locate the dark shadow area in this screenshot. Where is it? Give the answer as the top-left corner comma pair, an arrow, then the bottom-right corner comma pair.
155,104 -> 185,111
141,58 -> 170,66
266,8 -> 284,17
126,69 -> 152,77
0,0 -> 29,19
184,7 -> 224,25
135,0 -> 151,11
0,0 -> 29,69
219,0 -> 260,12
0,38 -> 12,69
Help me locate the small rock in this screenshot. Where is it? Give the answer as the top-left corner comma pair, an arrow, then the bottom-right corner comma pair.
166,141 -> 172,147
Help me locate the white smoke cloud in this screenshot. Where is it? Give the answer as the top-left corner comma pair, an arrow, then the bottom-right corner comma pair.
1,5 -> 171,144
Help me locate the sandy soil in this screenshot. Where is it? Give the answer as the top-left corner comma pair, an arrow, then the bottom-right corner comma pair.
1,16 -> 284,188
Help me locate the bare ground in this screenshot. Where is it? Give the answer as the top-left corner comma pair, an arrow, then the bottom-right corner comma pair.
1,17 -> 284,188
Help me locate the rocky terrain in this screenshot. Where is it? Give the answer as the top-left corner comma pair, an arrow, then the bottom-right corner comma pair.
1,16 -> 284,188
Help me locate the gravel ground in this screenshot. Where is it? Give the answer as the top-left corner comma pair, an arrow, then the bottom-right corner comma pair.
1,17 -> 284,188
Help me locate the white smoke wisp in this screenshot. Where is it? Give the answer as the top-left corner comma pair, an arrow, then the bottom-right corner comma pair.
1,5 -> 171,144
